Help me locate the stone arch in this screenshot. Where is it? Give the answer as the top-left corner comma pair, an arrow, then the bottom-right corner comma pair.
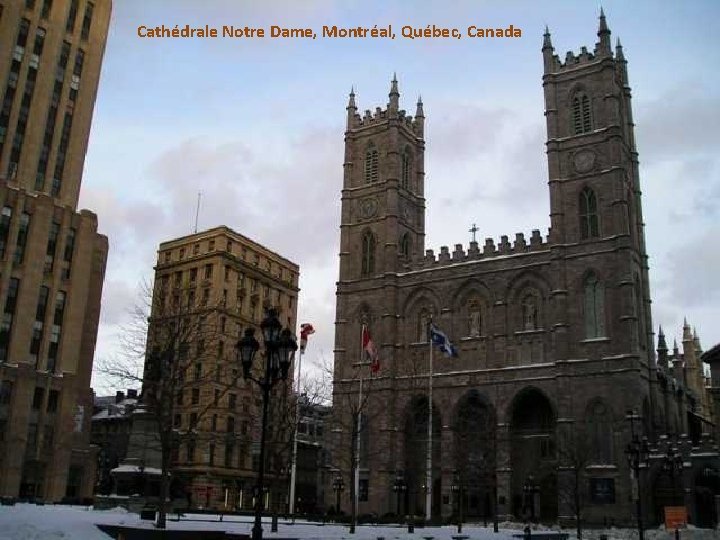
451,390 -> 497,519
403,394 -> 442,518
508,386 -> 558,521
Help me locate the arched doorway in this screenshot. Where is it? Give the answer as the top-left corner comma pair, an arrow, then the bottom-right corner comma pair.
509,387 -> 557,522
404,395 -> 442,518
453,390 -> 496,521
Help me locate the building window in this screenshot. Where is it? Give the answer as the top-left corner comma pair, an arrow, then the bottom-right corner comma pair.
32,387 -> 44,409
65,0 -> 79,32
14,212 -> 30,264
204,264 -> 213,279
584,273 -> 605,338
0,207 -> 12,258
573,93 -> 592,134
361,231 -> 375,277
208,443 -> 215,466
401,148 -> 412,190
45,221 -> 60,272
579,187 -> 599,239
364,143 -> 379,183
586,400 -> 613,464
0,278 -> 20,362
399,233 -> 410,259
40,0 -> 52,19
224,442 -> 234,468
80,2 -> 93,40
46,389 -> 58,412
0,380 -> 12,404
226,416 -> 235,433
192,388 -> 200,405
359,479 -> 369,502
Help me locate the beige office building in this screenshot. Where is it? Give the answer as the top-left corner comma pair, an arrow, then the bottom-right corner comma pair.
0,0 -> 110,501
147,226 -> 299,510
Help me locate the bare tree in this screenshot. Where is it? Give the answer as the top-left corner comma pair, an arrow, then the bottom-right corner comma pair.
557,425 -> 594,540
96,280 -> 238,529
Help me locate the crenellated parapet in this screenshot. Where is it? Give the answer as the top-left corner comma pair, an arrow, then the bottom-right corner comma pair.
346,76 -> 424,137
410,229 -> 549,270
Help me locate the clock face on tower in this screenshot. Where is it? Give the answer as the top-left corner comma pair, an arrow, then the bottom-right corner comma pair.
359,198 -> 378,219
573,150 -> 596,173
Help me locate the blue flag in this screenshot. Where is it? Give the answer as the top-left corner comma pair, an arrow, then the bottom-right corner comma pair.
429,324 -> 459,358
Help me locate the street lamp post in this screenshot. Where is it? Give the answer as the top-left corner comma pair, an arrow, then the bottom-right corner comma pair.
450,470 -> 463,534
522,475 -> 540,522
664,443 -> 684,540
237,309 -> 298,540
625,410 -> 650,540
392,470 -> 406,521
333,473 -> 345,517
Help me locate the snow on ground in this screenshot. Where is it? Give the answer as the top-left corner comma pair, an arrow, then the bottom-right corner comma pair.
0,505 -> 717,540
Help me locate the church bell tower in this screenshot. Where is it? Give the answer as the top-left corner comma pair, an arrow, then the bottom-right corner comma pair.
338,77 -> 426,282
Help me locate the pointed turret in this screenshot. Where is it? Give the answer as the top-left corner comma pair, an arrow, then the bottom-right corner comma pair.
658,326 -> 667,351
595,7 -> 612,56
657,326 -> 669,370
542,25 -> 556,73
693,328 -> 703,355
388,73 -> 399,115
673,339 -> 680,357
414,95 -> 424,137
615,37 -> 625,60
346,86 -> 357,130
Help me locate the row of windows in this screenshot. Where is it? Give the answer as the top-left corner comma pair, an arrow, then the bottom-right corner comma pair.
0,276 -> 66,369
162,241 -> 296,285
0,206 -> 76,277
25,0 -> 94,40
0,13 -> 87,192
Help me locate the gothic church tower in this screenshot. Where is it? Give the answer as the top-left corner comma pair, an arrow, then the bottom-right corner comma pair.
338,77 -> 426,282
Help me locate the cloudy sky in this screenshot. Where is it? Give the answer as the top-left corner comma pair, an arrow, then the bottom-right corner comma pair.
83,0 -> 720,392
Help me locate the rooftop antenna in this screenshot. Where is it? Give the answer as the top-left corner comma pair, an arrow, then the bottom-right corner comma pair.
194,192 -> 202,233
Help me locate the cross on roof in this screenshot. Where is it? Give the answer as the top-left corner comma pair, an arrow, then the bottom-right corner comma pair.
469,223 -> 479,243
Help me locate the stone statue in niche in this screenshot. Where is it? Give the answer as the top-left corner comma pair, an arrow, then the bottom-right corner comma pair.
467,299 -> 482,337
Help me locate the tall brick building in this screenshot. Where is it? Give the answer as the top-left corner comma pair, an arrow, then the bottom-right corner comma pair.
331,13 -> 718,526
0,0 -> 110,501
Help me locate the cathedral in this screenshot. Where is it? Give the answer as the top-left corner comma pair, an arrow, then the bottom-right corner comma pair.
330,13 -> 719,527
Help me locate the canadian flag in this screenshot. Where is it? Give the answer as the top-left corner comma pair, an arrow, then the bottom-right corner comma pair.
362,325 -> 380,373
299,323 -> 315,353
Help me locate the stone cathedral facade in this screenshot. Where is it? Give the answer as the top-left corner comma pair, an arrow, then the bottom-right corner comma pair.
331,14 -> 718,526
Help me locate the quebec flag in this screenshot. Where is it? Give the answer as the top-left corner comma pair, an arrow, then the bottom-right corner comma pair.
429,323 -> 459,358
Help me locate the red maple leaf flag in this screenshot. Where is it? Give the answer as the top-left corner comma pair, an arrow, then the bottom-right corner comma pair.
299,323 -> 315,353
362,325 -> 380,373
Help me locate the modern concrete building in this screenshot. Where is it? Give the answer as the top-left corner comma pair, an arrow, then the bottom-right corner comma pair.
0,0 -> 110,501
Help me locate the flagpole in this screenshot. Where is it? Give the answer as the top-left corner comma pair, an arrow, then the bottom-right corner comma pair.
354,325 -> 365,531
288,346 -> 304,517
425,328 -> 433,522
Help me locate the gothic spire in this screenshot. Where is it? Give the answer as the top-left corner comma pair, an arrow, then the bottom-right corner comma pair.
658,326 -> 667,351
615,37 -> 625,60
596,7 -> 612,56
346,86 -> 357,130
415,95 -> 424,118
543,25 -> 553,50
388,73 -> 399,114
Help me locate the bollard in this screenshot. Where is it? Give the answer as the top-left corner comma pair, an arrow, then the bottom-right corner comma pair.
271,513 -> 279,533
523,524 -> 531,540
675,528 -> 680,540
407,515 -> 414,533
